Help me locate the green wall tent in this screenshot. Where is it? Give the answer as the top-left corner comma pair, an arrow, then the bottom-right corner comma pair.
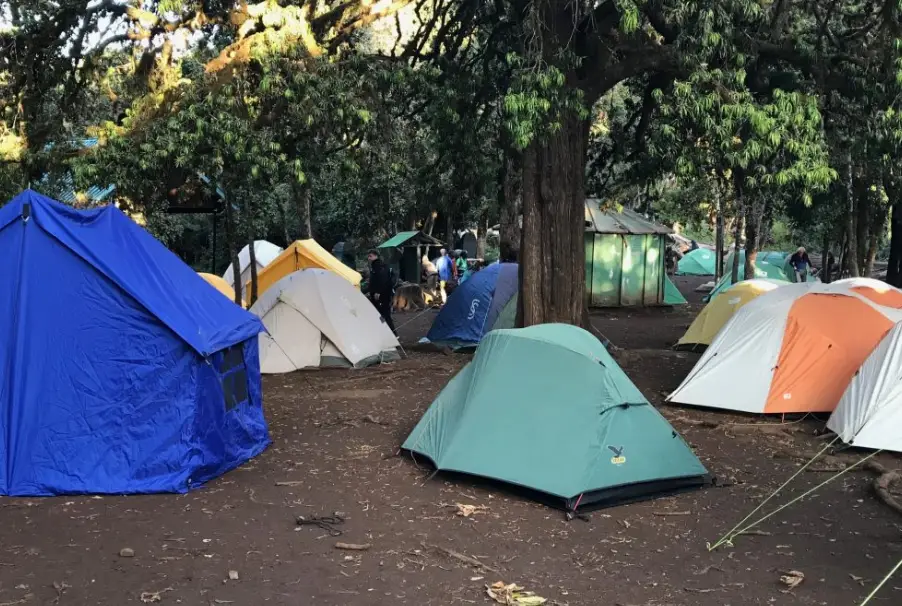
676,248 -> 716,275
584,202 -> 672,307
403,324 -> 710,512
377,231 -> 443,284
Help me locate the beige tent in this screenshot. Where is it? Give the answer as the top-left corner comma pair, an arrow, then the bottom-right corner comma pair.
249,269 -> 400,373
222,240 -> 283,288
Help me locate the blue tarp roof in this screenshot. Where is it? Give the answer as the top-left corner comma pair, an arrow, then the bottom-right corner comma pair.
0,190 -> 263,356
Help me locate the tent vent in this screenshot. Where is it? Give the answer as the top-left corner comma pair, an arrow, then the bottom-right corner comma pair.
21,202 -> 30,222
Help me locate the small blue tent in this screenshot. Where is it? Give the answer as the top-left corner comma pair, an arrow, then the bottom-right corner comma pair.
426,263 -> 518,347
0,190 -> 270,496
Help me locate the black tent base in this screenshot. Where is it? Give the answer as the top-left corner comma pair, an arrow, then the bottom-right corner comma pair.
411,455 -> 713,515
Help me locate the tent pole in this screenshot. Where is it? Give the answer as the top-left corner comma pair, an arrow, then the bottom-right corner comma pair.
860,556 -> 902,605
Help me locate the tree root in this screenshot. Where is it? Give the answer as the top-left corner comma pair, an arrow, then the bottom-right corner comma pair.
865,460 -> 902,517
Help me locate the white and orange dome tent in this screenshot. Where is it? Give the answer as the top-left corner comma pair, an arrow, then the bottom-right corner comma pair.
667,278 -> 902,415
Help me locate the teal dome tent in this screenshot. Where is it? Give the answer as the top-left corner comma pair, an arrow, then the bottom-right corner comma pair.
676,248 -> 716,275
403,324 -> 710,512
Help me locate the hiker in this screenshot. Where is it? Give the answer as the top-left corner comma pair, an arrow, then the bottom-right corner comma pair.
456,250 -> 470,283
789,246 -> 812,282
434,248 -> 453,304
367,248 -> 396,333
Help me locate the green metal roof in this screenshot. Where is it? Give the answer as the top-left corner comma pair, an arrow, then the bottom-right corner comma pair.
378,230 -> 443,248
584,200 -> 672,235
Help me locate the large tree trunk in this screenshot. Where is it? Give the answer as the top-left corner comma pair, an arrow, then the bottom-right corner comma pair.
845,152 -> 860,278
445,212 -> 454,249
423,211 -> 436,236
278,198 -> 291,245
714,182 -> 725,282
518,111 -> 588,327
856,176 -> 870,272
224,199 -> 243,306
821,232 -> 831,284
499,137 -> 523,262
866,204 -> 884,278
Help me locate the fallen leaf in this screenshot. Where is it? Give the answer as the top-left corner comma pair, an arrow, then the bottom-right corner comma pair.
140,587 -> 173,603
228,570 -> 239,581
486,581 -> 547,605
780,570 -> 804,591
455,503 -> 489,517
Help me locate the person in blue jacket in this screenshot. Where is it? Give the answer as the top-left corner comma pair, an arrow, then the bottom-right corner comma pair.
435,248 -> 453,304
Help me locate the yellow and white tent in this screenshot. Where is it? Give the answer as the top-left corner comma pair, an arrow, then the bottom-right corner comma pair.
250,239 -> 361,298
674,279 -> 788,350
199,272 -> 245,307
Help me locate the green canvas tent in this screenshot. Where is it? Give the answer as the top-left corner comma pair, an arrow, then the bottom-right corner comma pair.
403,324 -> 710,511
664,276 -> 688,305
584,201 -> 672,307
676,248 -> 716,275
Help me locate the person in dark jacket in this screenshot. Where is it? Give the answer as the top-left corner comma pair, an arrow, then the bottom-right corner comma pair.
367,249 -> 396,333
789,246 -> 812,282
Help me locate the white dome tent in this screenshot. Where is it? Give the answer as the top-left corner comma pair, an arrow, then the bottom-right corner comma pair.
249,269 -> 400,373
828,321 -> 902,452
223,240 -> 284,288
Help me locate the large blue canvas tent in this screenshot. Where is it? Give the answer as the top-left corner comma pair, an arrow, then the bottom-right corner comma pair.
426,263 -> 518,348
0,190 -> 270,496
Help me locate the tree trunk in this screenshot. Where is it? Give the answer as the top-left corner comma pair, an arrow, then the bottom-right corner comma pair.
744,196 -> 761,281
247,222 -> 259,306
278,198 -> 291,245
731,202 -> 744,284
821,232 -> 831,284
424,211 -> 436,236
518,111 -> 588,327
845,152 -> 860,278
477,213 -> 488,260
445,212 -> 454,249
294,183 -> 312,239
866,205 -> 884,278
499,137 -> 523,262
224,199 -> 243,306
856,177 -> 870,273
714,182 -> 725,282
889,199 -> 902,287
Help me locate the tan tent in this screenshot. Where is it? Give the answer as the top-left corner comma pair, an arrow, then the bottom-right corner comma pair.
222,240 -> 283,288
249,269 -> 399,373
199,272 -> 245,307
251,239 -> 361,299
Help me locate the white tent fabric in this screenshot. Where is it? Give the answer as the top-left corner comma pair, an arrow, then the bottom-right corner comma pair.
828,322 -> 902,452
667,279 -> 902,414
222,240 -> 283,287
249,269 -> 399,373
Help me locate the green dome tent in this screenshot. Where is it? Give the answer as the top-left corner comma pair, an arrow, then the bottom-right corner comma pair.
403,324 -> 710,512
676,248 -> 716,275
664,276 -> 688,305
704,251 -> 789,301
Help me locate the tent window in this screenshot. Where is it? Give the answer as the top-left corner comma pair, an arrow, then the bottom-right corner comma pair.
217,344 -> 249,411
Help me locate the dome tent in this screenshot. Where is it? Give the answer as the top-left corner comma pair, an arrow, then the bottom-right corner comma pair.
252,239 -> 362,298
425,262 -> 518,348
0,190 -> 269,496
404,324 -> 710,511
250,269 -> 399,373
669,279 -> 902,414
200,272 -> 245,307
222,240 -> 283,288
676,248 -> 716,275
675,278 -> 788,350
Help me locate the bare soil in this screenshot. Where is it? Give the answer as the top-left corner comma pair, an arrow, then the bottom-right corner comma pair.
2,276 -> 901,605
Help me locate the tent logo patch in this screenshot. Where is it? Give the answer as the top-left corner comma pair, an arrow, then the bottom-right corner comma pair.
467,299 -> 480,320
608,445 -> 626,465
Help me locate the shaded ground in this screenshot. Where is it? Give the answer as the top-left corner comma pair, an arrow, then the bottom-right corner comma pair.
2,277 -> 901,605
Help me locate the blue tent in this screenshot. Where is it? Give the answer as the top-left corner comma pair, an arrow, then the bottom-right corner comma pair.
426,263 -> 518,347
0,190 -> 270,496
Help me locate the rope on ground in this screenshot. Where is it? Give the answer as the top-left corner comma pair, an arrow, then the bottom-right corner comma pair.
394,305 -> 437,332
722,448 -> 881,549
859,556 -> 902,605
708,435 -> 839,551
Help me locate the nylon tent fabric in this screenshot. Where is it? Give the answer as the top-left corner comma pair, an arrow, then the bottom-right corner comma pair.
676,248 -> 716,275
664,276 -> 687,305
200,272 -> 245,307
426,263 -> 518,347
251,239 -> 362,298
828,322 -> 902,452
703,251 -> 791,301
403,324 -> 709,511
491,293 -> 518,331
675,279 -> 788,350
0,190 -> 269,496
668,279 -> 902,415
222,240 -> 283,288
249,269 -> 399,373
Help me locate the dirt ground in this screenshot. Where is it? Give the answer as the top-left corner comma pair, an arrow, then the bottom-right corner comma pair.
2,276 -> 901,605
